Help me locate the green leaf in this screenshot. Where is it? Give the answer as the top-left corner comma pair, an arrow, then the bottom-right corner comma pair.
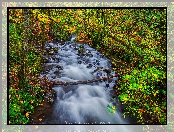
107,104 -> 112,109
161,90 -> 166,95
144,103 -> 150,110
119,94 -> 129,102
107,104 -> 116,114
132,69 -> 138,75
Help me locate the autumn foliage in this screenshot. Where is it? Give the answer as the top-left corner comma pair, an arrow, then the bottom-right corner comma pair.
8,8 -> 166,124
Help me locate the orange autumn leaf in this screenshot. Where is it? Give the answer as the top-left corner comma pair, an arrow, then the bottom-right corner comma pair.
57,19 -> 61,23
30,81 -> 34,85
25,112 -> 30,117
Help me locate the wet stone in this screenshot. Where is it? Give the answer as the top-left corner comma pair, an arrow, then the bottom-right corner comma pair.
46,70 -> 50,73
88,54 -> 93,57
46,46 -> 50,51
52,56 -> 56,60
42,64 -> 55,72
55,58 -> 60,63
56,65 -> 63,70
44,93 -> 52,98
78,61 -> 82,64
53,91 -> 57,97
52,76 -> 56,79
74,47 -> 78,50
87,64 -> 93,68
43,58 -> 49,63
108,78 -> 113,83
54,71 -> 61,76
106,84 -> 110,87
77,56 -> 81,59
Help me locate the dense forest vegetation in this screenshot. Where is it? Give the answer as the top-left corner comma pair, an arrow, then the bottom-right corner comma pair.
8,8 -> 167,126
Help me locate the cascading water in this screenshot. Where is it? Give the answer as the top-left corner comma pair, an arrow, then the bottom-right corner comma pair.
39,36 -> 130,125
70,34 -> 77,42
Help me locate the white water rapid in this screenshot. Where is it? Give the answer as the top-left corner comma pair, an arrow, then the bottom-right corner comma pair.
39,36 -> 130,125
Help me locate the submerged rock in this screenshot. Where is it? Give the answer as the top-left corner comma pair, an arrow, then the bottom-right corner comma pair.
56,65 -> 63,70
54,71 -> 61,76
106,84 -> 110,87
87,64 -> 93,68
43,58 -> 49,63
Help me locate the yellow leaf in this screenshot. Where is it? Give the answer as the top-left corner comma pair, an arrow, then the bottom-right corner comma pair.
64,25 -> 68,29
25,112 -> 30,117
30,100 -> 34,103
122,97 -> 128,101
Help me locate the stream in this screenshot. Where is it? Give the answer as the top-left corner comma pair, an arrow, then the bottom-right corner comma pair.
30,36 -> 131,125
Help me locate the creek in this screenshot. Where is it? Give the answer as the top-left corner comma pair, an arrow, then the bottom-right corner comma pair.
31,35 -> 131,125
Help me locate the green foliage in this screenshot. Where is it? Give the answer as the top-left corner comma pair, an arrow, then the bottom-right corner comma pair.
118,66 -> 166,124
9,9 -> 45,124
9,84 -> 43,124
8,8 -> 166,125
107,104 -> 116,114
79,9 -> 166,124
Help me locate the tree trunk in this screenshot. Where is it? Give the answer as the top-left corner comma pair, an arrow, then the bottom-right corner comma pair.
21,9 -> 30,89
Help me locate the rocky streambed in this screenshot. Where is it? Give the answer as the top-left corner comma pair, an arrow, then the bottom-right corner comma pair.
29,39 -> 136,124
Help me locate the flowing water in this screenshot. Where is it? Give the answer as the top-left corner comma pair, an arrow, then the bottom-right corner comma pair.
38,36 -> 130,125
